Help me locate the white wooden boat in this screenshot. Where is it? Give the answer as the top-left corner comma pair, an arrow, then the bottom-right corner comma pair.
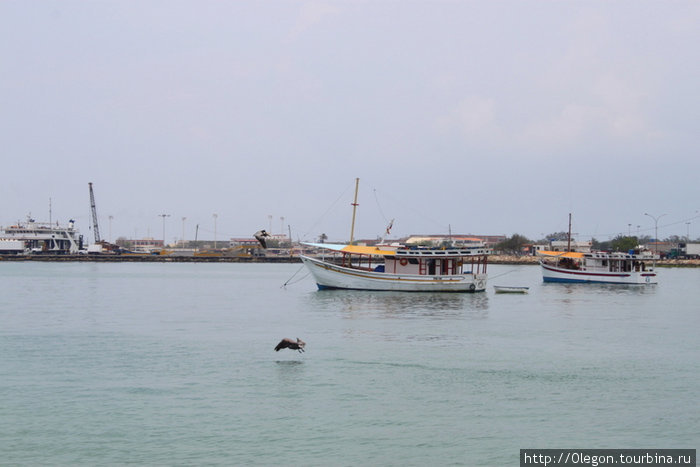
538,214 -> 658,285
538,250 -> 658,284
300,243 -> 490,292
493,286 -> 529,294
300,177 -> 490,292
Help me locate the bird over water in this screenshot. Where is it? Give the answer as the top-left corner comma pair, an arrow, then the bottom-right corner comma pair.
275,338 -> 306,353
254,230 -> 271,249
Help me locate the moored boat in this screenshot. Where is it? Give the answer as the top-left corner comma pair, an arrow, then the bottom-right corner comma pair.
300,177 -> 491,292
494,285 -> 529,293
537,213 -> 658,285
300,242 -> 490,292
538,250 -> 658,284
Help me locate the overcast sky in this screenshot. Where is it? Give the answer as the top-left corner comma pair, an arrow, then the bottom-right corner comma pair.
2,1 -> 699,244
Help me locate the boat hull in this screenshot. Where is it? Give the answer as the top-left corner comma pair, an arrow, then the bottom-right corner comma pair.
494,286 -> 529,294
541,262 -> 657,284
301,255 -> 487,292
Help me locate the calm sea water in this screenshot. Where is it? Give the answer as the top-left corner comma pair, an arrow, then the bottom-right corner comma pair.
1,262 -> 698,466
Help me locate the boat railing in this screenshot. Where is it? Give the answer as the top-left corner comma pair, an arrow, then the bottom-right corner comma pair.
396,248 -> 490,257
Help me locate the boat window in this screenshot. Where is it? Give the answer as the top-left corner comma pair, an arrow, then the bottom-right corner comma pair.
408,258 -> 419,265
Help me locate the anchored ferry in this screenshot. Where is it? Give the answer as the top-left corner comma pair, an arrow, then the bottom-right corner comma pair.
0,216 -> 83,254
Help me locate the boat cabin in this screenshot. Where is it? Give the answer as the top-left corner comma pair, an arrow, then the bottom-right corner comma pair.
333,245 -> 490,276
540,250 -> 657,273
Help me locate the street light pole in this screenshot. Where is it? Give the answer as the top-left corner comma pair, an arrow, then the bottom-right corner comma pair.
158,214 -> 170,248
213,213 -> 218,249
644,212 -> 666,254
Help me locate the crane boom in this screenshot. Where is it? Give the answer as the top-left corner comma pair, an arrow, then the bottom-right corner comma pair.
88,182 -> 101,243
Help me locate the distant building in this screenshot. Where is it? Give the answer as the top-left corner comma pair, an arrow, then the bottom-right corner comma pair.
528,244 -> 549,255
270,234 -> 289,244
230,234 -> 288,248
129,238 -> 164,252
229,238 -> 259,248
405,234 -> 505,247
352,239 -> 378,246
550,240 -> 592,253
645,241 -> 674,255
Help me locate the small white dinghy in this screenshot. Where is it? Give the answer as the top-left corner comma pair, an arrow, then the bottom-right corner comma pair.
494,286 -> 529,294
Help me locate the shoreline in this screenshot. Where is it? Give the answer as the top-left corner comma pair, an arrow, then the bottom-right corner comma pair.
488,254 -> 700,267
1,254 -> 698,267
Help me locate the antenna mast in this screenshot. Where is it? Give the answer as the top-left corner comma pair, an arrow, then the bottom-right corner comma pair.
89,182 -> 101,243
349,178 -> 360,244
567,212 -> 572,252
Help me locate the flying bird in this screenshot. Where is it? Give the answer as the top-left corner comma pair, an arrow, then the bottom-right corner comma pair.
254,229 -> 271,248
275,337 -> 306,353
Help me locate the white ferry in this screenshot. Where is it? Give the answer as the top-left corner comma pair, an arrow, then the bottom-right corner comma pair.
300,242 -> 490,292
538,250 -> 658,284
0,216 -> 83,254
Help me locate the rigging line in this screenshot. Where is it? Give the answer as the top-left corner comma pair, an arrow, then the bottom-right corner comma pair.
282,264 -> 310,288
284,271 -> 311,287
298,180 -> 356,239
193,226 -> 251,240
656,213 -> 700,229
373,188 -> 448,232
488,269 -> 519,280
373,188 -> 390,223
577,213 -> 700,240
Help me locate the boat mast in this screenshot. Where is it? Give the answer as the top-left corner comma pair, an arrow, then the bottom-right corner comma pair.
349,178 -> 359,244
567,212 -> 572,252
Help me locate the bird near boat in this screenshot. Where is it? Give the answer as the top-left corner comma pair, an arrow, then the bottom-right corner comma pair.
275,337 -> 306,353
254,230 -> 271,248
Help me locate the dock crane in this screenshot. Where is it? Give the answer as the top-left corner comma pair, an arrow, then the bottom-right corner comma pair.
87,182 -> 120,254
88,182 -> 101,243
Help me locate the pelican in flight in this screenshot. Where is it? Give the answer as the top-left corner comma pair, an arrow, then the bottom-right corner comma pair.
275,337 -> 306,353
254,229 -> 271,248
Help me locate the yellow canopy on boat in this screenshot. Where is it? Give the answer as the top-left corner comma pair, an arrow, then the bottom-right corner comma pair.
340,245 -> 397,256
302,242 -> 397,256
537,250 -> 585,259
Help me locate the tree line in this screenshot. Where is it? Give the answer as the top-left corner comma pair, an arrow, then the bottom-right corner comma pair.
494,232 -> 699,255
